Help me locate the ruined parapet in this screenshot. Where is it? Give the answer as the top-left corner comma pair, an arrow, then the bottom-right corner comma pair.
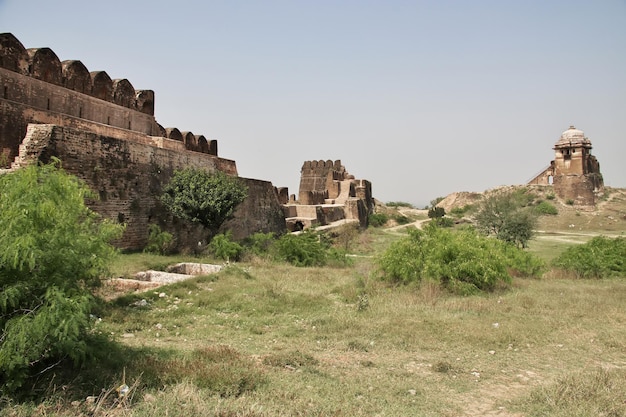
298,159 -> 347,204
285,159 -> 374,231
0,33 -> 217,165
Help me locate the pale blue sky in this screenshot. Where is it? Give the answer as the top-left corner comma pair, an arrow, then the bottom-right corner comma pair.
1,0 -> 625,205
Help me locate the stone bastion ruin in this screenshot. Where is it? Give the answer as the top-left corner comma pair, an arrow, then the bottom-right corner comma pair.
0,33 -> 374,250
527,125 -> 603,206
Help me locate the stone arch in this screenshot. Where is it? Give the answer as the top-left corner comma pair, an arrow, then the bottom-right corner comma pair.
61,60 -> 91,94
196,135 -> 209,153
165,128 -> 182,141
91,71 -> 113,101
0,33 -> 29,74
208,139 -> 218,156
112,78 -> 136,109
135,90 -> 154,115
181,131 -> 197,151
27,47 -> 62,85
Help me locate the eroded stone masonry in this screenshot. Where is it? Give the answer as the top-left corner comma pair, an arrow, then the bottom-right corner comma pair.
0,33 -> 287,250
528,126 -> 604,206
281,160 -> 374,232
1,33 -> 375,249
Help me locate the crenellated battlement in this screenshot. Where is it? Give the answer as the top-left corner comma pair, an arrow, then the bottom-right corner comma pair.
1,33 -> 152,114
0,33 -> 217,165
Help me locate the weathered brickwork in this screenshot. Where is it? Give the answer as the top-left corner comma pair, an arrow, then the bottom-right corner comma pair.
17,124 -> 284,250
285,159 -> 373,231
528,126 -> 604,206
1,33 -> 287,249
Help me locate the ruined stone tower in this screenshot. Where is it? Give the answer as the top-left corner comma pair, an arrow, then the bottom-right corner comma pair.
529,126 -> 603,206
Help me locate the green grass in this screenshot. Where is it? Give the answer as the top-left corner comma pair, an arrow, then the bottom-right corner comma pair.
4,193 -> 626,416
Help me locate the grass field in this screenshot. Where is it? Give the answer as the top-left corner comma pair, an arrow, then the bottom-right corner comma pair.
2,191 -> 626,417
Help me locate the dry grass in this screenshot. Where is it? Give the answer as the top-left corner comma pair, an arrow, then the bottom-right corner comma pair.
3,190 -> 626,416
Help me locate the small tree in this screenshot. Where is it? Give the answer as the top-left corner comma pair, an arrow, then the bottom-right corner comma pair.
0,161 -> 123,391
161,168 -> 248,238
474,191 -> 537,248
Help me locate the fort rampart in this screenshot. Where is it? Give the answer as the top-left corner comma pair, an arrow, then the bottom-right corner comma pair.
1,33 -> 286,249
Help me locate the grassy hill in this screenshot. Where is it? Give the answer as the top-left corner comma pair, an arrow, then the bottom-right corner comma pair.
2,188 -> 626,417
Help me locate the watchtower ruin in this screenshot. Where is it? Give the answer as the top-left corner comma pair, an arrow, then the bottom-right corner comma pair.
528,126 -> 604,205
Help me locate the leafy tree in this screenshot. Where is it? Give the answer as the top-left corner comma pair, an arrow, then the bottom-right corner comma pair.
428,206 -> 445,220
0,161 -> 123,391
474,191 -> 537,248
161,168 -> 248,237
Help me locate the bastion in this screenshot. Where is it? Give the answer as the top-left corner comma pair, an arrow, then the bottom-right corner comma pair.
528,126 -> 604,206
0,33 -> 285,250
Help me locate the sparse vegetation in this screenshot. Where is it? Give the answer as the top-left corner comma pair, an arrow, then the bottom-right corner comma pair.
368,212 -> 389,227
534,200 -> 558,215
2,180 -> 626,416
386,201 -> 414,208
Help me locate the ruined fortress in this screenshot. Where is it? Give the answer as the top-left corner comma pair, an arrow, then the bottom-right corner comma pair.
528,125 -> 604,206
0,33 -> 374,249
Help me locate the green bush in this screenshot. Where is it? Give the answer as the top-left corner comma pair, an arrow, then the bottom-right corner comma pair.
273,231 -> 327,267
449,204 -> 474,217
209,231 -> 243,262
393,214 -> 411,225
378,225 -> 542,293
428,206 -> 445,219
368,212 -> 389,227
534,201 -> 558,215
386,201 -> 414,208
0,161 -> 123,392
242,232 -> 276,257
144,224 -> 174,254
552,236 -> 626,278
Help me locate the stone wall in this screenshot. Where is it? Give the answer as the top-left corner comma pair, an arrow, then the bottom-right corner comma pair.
16,124 -> 285,250
0,33 -> 217,167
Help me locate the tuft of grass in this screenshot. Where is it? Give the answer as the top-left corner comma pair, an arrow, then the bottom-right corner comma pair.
513,367 -> 626,417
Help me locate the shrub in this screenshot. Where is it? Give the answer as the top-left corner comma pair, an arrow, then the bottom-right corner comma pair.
0,161 -> 123,392
534,201 -> 558,215
273,231 -> 327,267
144,224 -> 174,254
368,212 -> 389,227
566,199 -> 575,205
428,206 -> 445,220
242,232 -> 276,257
209,231 -> 243,262
449,204 -> 474,217
386,201 -> 414,208
393,214 -> 411,225
552,236 -> 626,278
378,225 -> 542,293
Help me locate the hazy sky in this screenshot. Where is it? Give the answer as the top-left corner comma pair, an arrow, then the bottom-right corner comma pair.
1,1 -> 624,205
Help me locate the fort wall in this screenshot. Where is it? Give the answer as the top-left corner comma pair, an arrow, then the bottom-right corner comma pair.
16,124 -> 284,250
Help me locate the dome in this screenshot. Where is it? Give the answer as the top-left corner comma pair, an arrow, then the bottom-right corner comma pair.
556,125 -> 589,146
